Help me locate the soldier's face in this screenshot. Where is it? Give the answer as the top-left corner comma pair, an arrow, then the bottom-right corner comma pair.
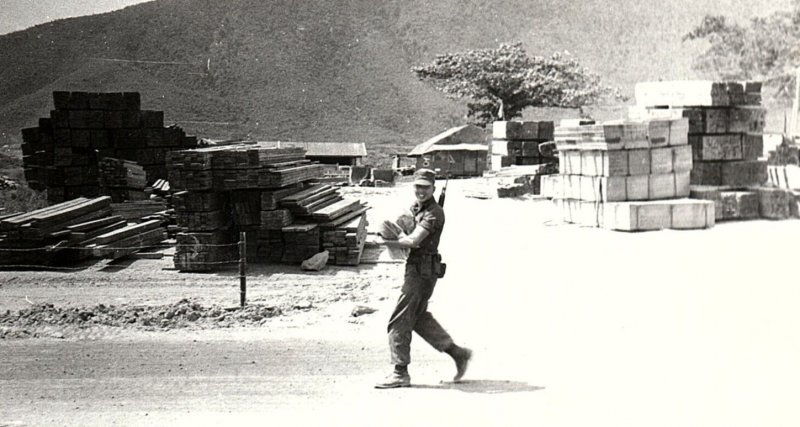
414,184 -> 435,202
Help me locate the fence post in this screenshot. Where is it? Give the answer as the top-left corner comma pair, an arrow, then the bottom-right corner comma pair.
239,231 -> 247,307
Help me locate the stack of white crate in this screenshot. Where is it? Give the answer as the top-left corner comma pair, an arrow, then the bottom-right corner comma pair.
541,118 -> 715,231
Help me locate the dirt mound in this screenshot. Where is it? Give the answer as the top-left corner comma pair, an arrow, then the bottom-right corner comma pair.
0,299 -> 281,339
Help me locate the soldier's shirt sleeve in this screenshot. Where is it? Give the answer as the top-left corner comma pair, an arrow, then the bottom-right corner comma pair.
417,207 -> 443,233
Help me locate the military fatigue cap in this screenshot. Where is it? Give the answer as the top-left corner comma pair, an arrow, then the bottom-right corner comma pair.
413,168 -> 436,186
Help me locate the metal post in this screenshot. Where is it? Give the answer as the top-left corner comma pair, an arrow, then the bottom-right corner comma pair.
239,232 -> 247,307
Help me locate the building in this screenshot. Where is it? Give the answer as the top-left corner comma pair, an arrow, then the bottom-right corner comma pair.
407,125 -> 488,177
268,142 -> 367,166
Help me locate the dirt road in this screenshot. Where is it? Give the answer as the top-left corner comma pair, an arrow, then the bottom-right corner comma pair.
2,181 -> 800,426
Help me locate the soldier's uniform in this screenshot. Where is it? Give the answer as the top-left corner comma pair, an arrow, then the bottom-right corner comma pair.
376,168 -> 471,389
387,195 -> 453,365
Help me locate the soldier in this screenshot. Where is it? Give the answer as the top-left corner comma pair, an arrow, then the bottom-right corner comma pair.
375,168 -> 472,389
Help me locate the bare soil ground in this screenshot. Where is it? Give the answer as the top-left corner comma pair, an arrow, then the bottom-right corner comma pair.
2,180 -> 800,426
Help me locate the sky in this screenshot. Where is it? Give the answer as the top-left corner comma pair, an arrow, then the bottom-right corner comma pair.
0,0 -> 152,35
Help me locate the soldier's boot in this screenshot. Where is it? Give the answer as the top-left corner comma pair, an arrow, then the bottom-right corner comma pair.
446,345 -> 472,382
375,365 -> 411,389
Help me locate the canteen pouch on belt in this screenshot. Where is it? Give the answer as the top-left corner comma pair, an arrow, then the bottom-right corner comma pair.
434,254 -> 446,279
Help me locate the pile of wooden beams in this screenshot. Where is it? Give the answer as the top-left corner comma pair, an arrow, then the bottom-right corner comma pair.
0,196 -> 141,265
281,224 -> 321,264
321,213 -> 368,266
174,230 -> 239,272
171,190 -> 235,272
87,219 -> 167,260
490,121 -> 555,170
166,143 -> 373,270
20,91 -> 197,203
110,200 -> 169,222
167,144 -> 321,191
543,116 -> 715,231
98,157 -> 148,202
631,80 -> 797,221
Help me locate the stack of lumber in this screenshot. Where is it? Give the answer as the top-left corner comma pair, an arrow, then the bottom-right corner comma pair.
166,143 -> 374,269
20,91 -> 197,203
174,230 -> 239,272
230,190 -> 262,228
317,200 -> 370,266
167,144 -> 318,191
86,219 -> 167,260
166,144 -> 307,270
280,224 -> 321,263
633,81 -> 766,187
257,230 -> 285,263
491,121 -> 555,170
631,80 -> 795,221
98,157 -> 148,202
543,117 -> 715,231
111,200 -> 169,222
0,196 -> 128,265
321,213 -> 368,266
278,184 -> 342,217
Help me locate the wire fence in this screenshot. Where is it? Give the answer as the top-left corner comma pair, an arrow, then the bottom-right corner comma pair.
1,233 -> 250,306
0,242 -> 240,252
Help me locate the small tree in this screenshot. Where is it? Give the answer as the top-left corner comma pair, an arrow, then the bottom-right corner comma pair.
412,42 -> 618,126
683,2 -> 800,98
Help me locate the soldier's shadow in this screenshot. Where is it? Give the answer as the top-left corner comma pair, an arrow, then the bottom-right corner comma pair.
412,379 -> 544,394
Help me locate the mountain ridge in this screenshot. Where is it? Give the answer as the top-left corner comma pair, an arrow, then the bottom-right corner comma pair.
0,0 -> 791,165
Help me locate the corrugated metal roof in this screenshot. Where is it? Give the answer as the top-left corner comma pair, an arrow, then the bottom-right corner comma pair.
415,143 -> 488,154
258,141 -> 367,157
408,125 -> 487,157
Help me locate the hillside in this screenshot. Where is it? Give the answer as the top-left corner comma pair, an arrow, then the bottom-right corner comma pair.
0,0 -> 792,165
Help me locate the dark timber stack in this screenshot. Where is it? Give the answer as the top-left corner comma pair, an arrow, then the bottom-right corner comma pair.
167,143 -> 372,270
20,91 -> 198,203
86,219 -> 167,260
633,81 -> 794,221
98,157 -> 148,202
0,196 -> 133,265
490,121 -> 556,169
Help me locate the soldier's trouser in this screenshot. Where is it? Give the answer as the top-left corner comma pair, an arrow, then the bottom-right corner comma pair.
387,262 -> 454,366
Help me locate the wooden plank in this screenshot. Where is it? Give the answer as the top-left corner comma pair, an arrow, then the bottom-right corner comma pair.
756,187 -> 793,219
649,173 -> 676,200
279,184 -> 331,203
295,188 -> 338,207
304,195 -> 343,214
91,219 -> 162,245
71,220 -> 127,243
319,206 -> 370,228
605,201 -> 672,231
627,149 -> 651,175
92,228 -> 167,259
0,197 -> 88,230
626,175 -> 649,201
668,118 -> 689,146
690,162 -> 723,186
672,145 -> 693,173
311,199 -> 361,220
659,199 -> 715,229
719,191 -> 759,220
721,160 -> 767,187
690,185 -> 724,219
67,215 -> 125,232
30,197 -> 112,228
32,207 -> 113,238
650,147 -> 673,174
689,135 -> 743,161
